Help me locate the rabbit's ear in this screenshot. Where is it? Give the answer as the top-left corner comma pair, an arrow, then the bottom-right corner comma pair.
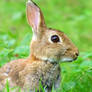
27,0 -> 45,33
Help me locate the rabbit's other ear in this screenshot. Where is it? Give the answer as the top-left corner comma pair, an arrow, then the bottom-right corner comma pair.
27,0 -> 46,33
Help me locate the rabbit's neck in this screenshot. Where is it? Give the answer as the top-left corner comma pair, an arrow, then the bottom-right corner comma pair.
29,54 -> 58,65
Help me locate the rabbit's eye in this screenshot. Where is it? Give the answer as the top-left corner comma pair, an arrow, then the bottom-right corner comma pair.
51,35 -> 60,43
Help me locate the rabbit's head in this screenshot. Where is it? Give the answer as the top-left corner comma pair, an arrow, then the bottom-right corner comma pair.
27,0 -> 79,63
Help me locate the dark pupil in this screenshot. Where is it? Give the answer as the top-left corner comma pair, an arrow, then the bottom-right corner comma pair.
51,35 -> 60,43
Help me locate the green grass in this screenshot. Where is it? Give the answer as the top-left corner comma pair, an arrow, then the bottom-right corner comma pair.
0,0 -> 92,92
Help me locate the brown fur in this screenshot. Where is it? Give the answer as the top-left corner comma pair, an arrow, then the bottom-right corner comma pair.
0,57 -> 60,91
0,0 -> 79,92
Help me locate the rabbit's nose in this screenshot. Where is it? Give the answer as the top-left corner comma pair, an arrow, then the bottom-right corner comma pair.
73,50 -> 79,60
75,52 -> 79,57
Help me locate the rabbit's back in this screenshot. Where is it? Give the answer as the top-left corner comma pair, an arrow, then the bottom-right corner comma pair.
0,59 -> 26,90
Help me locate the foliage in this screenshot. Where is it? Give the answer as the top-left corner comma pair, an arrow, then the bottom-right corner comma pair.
0,0 -> 92,92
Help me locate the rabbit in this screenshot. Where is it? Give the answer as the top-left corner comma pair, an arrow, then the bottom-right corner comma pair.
0,0 -> 79,92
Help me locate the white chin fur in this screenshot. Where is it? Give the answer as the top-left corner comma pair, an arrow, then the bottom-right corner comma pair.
61,58 -> 73,62
41,57 -> 57,63
40,57 -> 73,63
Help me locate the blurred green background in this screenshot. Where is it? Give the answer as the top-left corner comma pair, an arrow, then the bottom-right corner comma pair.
0,0 -> 92,92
